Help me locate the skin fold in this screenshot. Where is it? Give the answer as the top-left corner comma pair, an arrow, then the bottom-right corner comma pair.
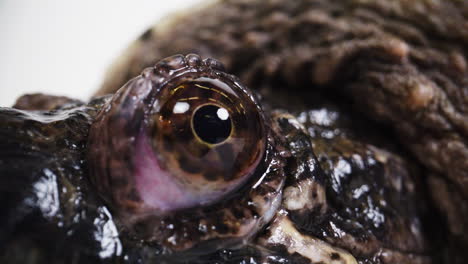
0,0 -> 467,263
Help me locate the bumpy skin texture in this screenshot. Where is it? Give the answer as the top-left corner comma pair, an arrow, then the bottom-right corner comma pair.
0,57 -> 437,264
0,0 -> 466,264
0,96 -> 123,263
98,0 -> 468,258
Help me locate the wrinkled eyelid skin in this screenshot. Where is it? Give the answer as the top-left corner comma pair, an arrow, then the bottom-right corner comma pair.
86,54 -> 286,256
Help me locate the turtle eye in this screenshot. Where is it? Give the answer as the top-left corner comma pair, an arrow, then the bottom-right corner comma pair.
87,55 -> 284,255
88,55 -> 266,216
142,76 -> 266,212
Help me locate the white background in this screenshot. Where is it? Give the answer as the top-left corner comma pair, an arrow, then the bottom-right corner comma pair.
0,0 -> 203,106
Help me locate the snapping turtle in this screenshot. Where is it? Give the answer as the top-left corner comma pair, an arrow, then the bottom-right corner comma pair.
1,0 -> 467,263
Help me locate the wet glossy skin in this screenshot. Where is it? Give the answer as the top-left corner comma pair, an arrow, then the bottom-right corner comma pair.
1,0 -> 467,263
0,55 -> 432,264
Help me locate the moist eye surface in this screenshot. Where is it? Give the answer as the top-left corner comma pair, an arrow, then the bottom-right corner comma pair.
87,54 -> 284,255
148,76 -> 266,210
87,54 -> 271,215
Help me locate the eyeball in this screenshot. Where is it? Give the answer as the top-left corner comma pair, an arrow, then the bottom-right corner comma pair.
87,55 -> 284,255
88,54 -> 266,215
141,74 -> 266,212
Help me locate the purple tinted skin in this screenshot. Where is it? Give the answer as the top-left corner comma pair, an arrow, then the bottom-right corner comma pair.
134,134 -> 194,212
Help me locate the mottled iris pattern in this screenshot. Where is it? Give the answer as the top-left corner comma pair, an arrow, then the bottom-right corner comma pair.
1,0 -> 468,263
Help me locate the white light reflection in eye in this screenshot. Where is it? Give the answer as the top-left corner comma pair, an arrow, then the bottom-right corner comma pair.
173,101 -> 190,114
217,107 -> 229,120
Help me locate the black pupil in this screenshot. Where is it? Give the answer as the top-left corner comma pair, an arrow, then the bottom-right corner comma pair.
193,105 -> 232,144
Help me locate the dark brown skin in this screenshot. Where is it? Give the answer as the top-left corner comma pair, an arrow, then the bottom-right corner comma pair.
1,79 -> 433,263
98,0 -> 468,259
0,0 -> 466,263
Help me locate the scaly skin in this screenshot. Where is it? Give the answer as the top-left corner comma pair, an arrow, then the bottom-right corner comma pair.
98,0 -> 468,261
0,55 -> 434,264
0,0 -> 467,263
